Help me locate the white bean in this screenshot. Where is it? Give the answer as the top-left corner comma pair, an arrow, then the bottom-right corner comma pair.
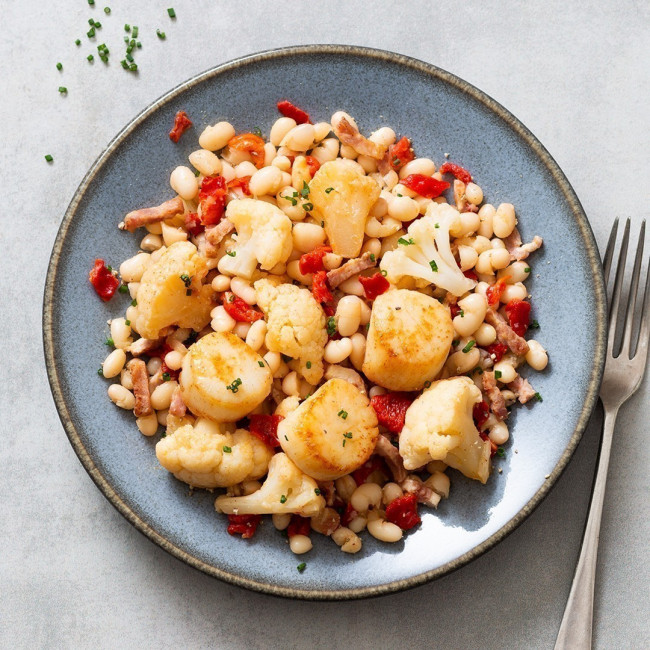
477,203 -> 495,238
452,293 -> 487,337
369,126 -> 396,147
361,238 -> 382,258
270,117 -> 297,146
335,475 -> 358,502
458,245 -> 479,271
349,333 -> 367,371
392,183 -> 417,198
210,305 -> 236,333
189,149 -> 222,177
500,282 -> 528,303
310,137 -> 339,164
280,124 -> 315,151
446,347 -> 481,375
161,222 -> 188,247
289,534 -> 312,555
489,421 -> 510,445
292,223 -> 326,252
271,155 -> 291,172
399,158 -> 435,179
245,320 -> 267,352
493,203 -> 517,239
220,160 -> 235,182
147,357 -> 162,375
382,483 -> 403,505
491,237 -> 506,250
357,155 -> 378,174
249,166 -> 283,197
110,317 -> 132,350
119,253 -> 151,283
108,384 -> 135,410
339,143 -> 358,159
368,385 -> 386,398
324,338 -> 353,364
234,161 -> 256,179
164,350 -> 184,371
150,380 -> 178,411
465,183 -> 483,205
233,322 -> 251,339
263,142 -> 276,167
313,122 -> 332,142
475,322 -> 497,346
140,233 -> 163,252
388,195 -> 419,222
120,368 -> 133,390
335,296 -> 362,337
272,513 -> 291,530
358,300 -> 372,326
156,409 -> 168,427
198,121 -> 235,151
351,484 -> 383,512
276,186 -> 307,221
365,216 -> 402,238
230,277 -> 257,305
337,276 -> 365,297
493,361 -> 517,384
526,340 -> 548,370
264,352 -> 282,375
282,371 -> 301,397
367,514 -> 403,543
211,274 -> 231,292
136,413 -> 159,437
425,471 -> 451,498
145,222 -> 162,235
102,349 -> 126,378
286,260 -> 313,285
331,527 -> 362,553
498,261 -> 531,284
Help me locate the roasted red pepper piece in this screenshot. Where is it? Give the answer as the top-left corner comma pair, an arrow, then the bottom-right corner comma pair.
505,299 -> 531,336
169,110 -> 192,143
89,259 -> 120,302
276,100 -> 311,124
472,400 -> 490,428
463,269 -> 478,281
198,176 -> 227,226
248,413 -> 283,449
401,173 -> 450,199
227,175 -> 252,196
450,303 -> 461,318
358,272 -> 390,300
184,212 -> 204,236
370,392 -> 416,434
389,137 -> 415,171
439,161 -> 473,184
222,292 -> 264,322
305,155 -> 321,176
287,514 -> 311,537
352,456 -> 386,486
227,132 -> 266,169
386,493 -> 421,531
485,276 -> 510,307
298,245 -> 332,275
341,502 -> 358,526
479,431 -> 498,456
485,342 -> 508,362
311,270 -> 334,304
227,514 -> 261,539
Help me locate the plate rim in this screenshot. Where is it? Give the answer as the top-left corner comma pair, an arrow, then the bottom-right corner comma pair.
42,44 -> 607,600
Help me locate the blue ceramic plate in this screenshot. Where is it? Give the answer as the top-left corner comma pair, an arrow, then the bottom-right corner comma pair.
44,45 -> 606,599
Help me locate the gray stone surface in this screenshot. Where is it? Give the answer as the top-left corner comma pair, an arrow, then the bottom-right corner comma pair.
1,1 -> 648,648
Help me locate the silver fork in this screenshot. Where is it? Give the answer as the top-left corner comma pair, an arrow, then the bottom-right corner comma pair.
555,219 -> 649,649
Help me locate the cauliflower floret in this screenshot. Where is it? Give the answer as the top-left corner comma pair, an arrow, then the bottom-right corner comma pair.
278,378 -> 379,481
180,332 -> 273,422
254,279 -> 327,384
217,199 -> 292,279
399,377 -> 491,483
362,289 -> 454,391
135,241 -> 214,339
156,418 -> 273,489
214,452 -> 325,516
380,203 -> 476,297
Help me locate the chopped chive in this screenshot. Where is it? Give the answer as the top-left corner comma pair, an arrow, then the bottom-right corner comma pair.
302,202 -> 313,212
343,432 -> 353,439
398,237 -> 414,246
494,370 -> 502,380
534,392 -> 543,402
300,181 -> 310,198
156,29 -> 166,39
129,63 -> 138,72
429,259 -> 438,272
94,21 -> 102,28
423,380 -> 431,388
530,319 -> 540,329
297,562 -> 306,572
393,157 -> 401,165
325,187 -> 334,194
120,59 -> 128,69
124,24 -> 130,32
380,269 -> 387,277
369,253 -> 376,262
104,7 -> 111,14
87,54 -> 94,62
97,367 -> 104,376
88,0 -> 94,4
462,340 -> 476,353
58,86 -> 67,93
56,62 -> 63,71
126,53 -> 134,62
185,289 -> 192,296
75,39 -> 81,45
136,41 -> 142,48
162,372 -> 171,381
167,7 -> 176,18
44,154 -> 53,162
459,309 -> 465,317
337,409 -> 348,419
180,273 -> 191,287
132,26 -> 139,38
342,439 -> 346,447
496,447 -> 506,458
252,126 -> 262,137
130,299 -> 137,307
105,337 -> 114,347
314,488 -> 321,496
222,446 -> 232,454
524,267 -> 531,273
87,27 -> 95,38
306,361 -> 312,369
280,494 -> 287,504
326,316 -> 337,336
434,222 -> 440,228
124,319 -> 131,326
226,250 -> 236,257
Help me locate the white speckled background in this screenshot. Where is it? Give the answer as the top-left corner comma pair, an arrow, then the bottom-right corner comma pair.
1,1 -> 648,648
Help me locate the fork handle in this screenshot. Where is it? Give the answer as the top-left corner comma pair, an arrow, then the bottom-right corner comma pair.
554,406 -> 619,650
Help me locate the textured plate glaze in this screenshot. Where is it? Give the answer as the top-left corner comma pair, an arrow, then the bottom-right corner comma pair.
43,45 -> 606,599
